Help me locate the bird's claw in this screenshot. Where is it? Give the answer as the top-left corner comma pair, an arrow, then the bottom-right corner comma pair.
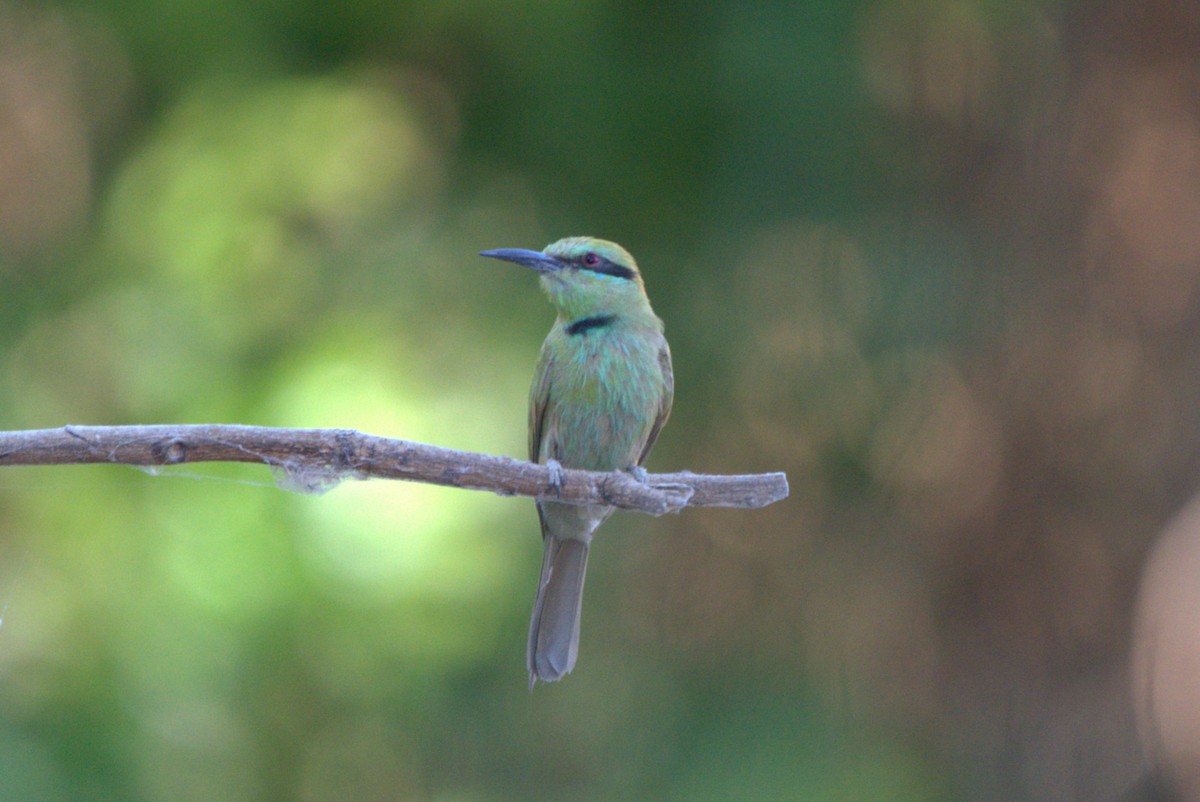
625,465 -> 650,484
545,459 -> 565,499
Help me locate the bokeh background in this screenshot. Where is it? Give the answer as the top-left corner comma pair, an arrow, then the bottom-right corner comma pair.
1,0 -> 1199,799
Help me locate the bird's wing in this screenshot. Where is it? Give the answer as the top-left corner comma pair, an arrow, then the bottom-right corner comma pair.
528,342 -> 554,464
529,343 -> 556,542
637,339 -> 674,466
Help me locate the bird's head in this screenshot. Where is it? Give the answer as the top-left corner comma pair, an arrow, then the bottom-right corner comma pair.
480,237 -> 651,320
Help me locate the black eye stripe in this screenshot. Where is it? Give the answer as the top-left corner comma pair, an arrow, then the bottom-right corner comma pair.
579,256 -> 636,281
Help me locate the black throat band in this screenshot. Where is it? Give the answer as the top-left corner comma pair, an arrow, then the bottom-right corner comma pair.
566,314 -> 617,336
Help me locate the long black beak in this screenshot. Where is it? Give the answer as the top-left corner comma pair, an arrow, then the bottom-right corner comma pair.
478,248 -> 565,273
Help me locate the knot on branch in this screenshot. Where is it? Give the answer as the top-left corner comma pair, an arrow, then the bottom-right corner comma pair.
331,431 -> 359,471
649,482 -> 696,514
598,473 -> 695,516
152,438 -> 190,465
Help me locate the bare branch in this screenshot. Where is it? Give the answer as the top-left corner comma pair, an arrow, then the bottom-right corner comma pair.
0,425 -> 788,515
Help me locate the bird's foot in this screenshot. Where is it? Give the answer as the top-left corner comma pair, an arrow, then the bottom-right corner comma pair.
625,465 -> 650,484
545,459 -> 565,499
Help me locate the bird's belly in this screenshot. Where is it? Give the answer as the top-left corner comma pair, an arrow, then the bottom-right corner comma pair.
542,347 -> 662,472
550,404 -> 645,471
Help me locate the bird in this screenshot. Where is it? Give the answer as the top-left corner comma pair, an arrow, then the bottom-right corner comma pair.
480,237 -> 674,688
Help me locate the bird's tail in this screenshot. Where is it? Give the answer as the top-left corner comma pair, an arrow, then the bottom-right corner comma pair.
527,535 -> 589,688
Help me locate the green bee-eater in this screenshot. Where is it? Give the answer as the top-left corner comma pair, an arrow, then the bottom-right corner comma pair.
480,237 -> 674,687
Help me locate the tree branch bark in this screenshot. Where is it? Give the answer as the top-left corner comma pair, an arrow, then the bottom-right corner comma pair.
0,425 -> 788,515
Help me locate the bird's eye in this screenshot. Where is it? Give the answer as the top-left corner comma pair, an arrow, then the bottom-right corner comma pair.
583,252 -> 599,266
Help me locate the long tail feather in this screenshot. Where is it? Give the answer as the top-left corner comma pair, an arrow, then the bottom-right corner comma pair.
527,536 -> 590,688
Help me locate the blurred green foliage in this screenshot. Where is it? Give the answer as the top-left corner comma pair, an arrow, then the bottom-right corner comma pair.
5,0 -> 1196,798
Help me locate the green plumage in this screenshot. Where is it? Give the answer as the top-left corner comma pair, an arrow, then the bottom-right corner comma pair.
480,237 -> 673,687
